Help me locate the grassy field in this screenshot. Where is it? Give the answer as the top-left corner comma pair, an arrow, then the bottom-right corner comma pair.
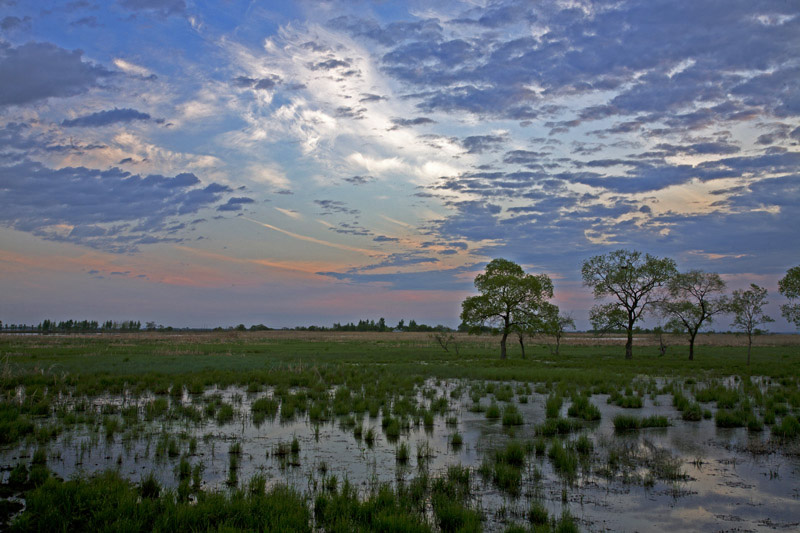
1,331 -> 799,532
3,331 -> 800,393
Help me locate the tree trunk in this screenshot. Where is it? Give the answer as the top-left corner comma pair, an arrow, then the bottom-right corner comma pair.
555,336 -> 561,356
518,335 -> 525,359
747,334 -> 752,365
500,332 -> 508,360
688,330 -> 696,361
625,324 -> 634,360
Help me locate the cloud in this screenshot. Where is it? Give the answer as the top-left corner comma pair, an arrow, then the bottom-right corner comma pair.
342,175 -> 375,185
309,58 -> 350,71
71,16 -> 100,28
0,158 -> 232,252
314,199 -> 359,216
318,264 -> 475,291
1,15 -> 31,31
328,16 -> 443,47
112,58 -> 153,78
0,42 -> 112,107
233,75 -> 282,90
275,207 -> 301,219
117,0 -> 186,17
359,93 -> 386,103
461,133 -> 508,154
217,197 -> 255,212
62,108 -> 151,127
389,117 -> 436,129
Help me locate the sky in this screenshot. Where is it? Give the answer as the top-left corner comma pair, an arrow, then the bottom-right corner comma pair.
0,0 -> 798,330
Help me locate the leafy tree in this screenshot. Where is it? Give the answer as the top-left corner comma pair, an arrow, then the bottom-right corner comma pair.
542,305 -> 575,356
660,270 -> 728,361
582,249 -> 677,359
730,284 -> 774,365
778,266 -> 800,330
460,258 -> 554,359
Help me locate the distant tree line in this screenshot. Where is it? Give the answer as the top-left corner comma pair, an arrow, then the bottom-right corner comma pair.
0,319 -> 143,333
287,318 -> 452,332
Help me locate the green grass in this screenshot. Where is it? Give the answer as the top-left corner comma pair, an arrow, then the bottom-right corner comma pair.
613,414 -> 670,431
4,333 -> 798,401
501,404 -> 524,426
567,394 -> 601,421
772,414 -> 800,439
11,470 -> 312,532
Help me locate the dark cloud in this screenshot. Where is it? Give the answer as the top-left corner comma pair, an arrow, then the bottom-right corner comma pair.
359,93 -> 386,103
0,42 -> 112,107
232,75 -> 282,90
335,106 -> 366,119
373,235 -> 399,243
1,15 -> 31,31
329,222 -> 372,236
329,16 -> 443,47
389,117 -> 435,129
317,264 -> 475,291
651,141 -> 740,156
348,252 -> 438,273
70,16 -> 100,28
232,76 -> 257,87
314,199 -> 359,216
329,1 -> 799,131
62,108 -> 151,127
117,0 -> 186,17
453,3 -> 537,28
342,175 -> 375,185
309,58 -> 350,71
0,159 -> 232,252
216,197 -> 255,212
503,149 -> 550,166
254,78 -> 278,90
461,134 -> 508,154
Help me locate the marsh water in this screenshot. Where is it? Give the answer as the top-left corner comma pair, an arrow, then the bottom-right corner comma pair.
2,379 -> 799,532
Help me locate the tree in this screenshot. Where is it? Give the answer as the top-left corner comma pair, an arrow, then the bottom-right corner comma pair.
581,249 -> 677,359
512,301 -> 555,359
542,305 -> 575,356
778,266 -> 800,330
460,258 -> 554,359
660,270 -> 728,361
730,284 -> 774,365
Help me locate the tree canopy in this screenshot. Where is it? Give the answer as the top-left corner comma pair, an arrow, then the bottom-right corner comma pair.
730,284 -> 774,365
460,258 -> 554,359
778,266 -> 800,330
660,270 -> 728,361
582,249 -> 677,359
